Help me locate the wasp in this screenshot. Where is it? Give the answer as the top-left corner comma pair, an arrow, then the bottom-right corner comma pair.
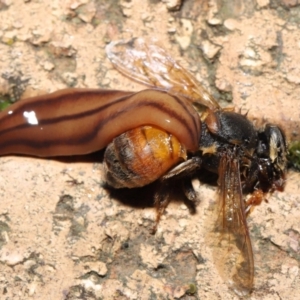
0,38 -> 287,295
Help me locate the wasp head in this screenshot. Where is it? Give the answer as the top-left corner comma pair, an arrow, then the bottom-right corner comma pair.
255,124 -> 287,192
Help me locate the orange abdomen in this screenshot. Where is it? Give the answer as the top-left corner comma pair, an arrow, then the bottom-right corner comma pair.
103,126 -> 187,188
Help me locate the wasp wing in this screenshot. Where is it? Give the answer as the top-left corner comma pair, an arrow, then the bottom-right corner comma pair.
208,152 -> 254,296
106,38 -> 220,110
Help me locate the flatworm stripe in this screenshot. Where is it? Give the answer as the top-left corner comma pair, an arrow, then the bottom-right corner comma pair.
0,88 -> 201,156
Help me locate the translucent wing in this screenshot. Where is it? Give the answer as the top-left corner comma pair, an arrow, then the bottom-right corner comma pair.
208,152 -> 254,296
106,38 -> 220,110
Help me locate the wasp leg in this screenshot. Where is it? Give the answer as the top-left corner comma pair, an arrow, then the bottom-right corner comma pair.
245,189 -> 265,215
153,182 -> 171,233
161,157 -> 202,180
181,179 -> 197,214
153,157 -> 202,233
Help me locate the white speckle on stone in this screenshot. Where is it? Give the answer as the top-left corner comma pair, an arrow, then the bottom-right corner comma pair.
70,0 -> 89,10
208,18 -> 222,25
224,18 -> 239,31
180,204 -> 187,210
78,3 -> 96,23
43,61 -> 55,71
87,261 -> 108,276
257,0 -> 270,7
244,47 -> 257,59
216,78 -> 232,92
200,40 -> 221,60
179,218 -> 187,228
0,250 -> 24,266
175,19 -> 193,50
